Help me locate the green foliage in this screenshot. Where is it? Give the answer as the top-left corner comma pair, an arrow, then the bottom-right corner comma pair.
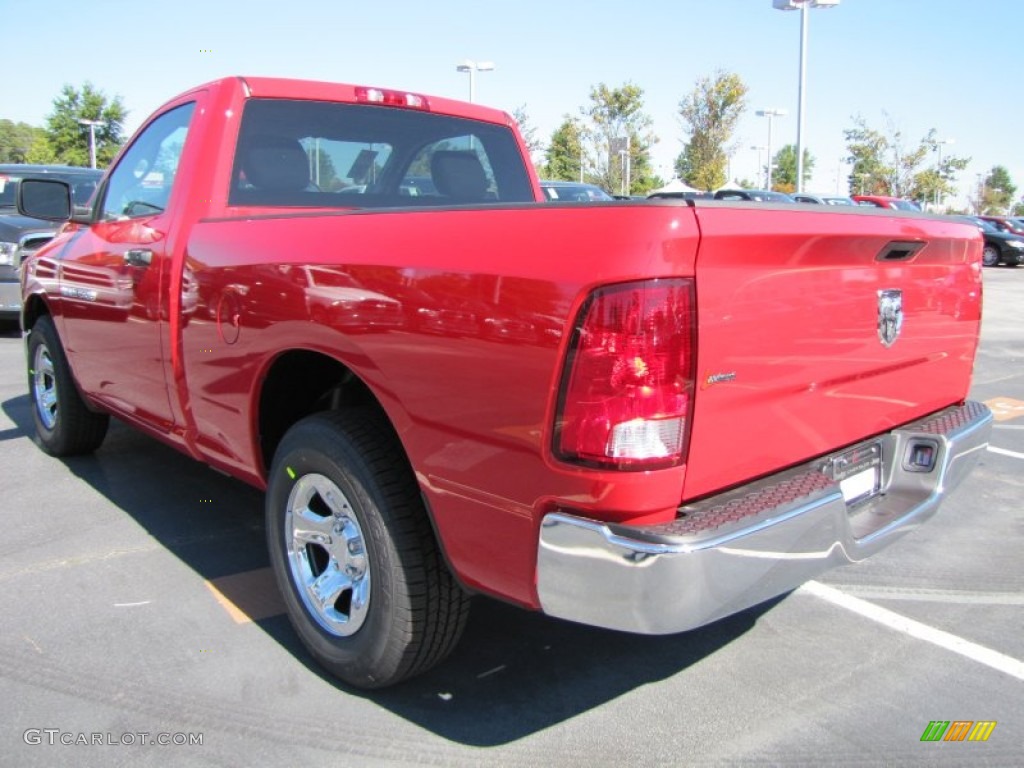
511,105 -> 543,160
40,82 -> 127,167
542,117 -> 585,182
844,116 -> 968,204
0,120 -> 46,163
308,144 -> 340,190
675,71 -> 748,191
908,131 -> 970,207
772,144 -> 814,192
25,136 -> 57,165
581,83 -> 659,195
974,165 -> 1017,215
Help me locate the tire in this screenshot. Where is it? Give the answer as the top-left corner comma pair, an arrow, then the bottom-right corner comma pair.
266,410 -> 471,689
26,316 -> 109,456
982,244 -> 1000,267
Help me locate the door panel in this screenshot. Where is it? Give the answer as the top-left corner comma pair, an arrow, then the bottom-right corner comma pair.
59,102 -> 196,431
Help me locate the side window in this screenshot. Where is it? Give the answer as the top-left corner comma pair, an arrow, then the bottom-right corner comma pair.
100,102 -> 195,220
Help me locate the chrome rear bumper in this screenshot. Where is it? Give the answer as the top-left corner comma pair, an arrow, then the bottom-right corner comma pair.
536,401 -> 992,634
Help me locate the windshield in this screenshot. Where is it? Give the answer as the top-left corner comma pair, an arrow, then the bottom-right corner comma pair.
890,199 -> 921,211
541,183 -> 613,202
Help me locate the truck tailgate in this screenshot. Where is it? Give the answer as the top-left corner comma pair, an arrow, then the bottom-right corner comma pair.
683,204 -> 982,501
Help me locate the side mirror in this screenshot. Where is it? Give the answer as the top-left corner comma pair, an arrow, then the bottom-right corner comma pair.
17,179 -> 74,222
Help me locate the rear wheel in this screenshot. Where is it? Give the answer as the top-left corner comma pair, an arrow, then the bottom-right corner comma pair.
982,244 -> 1000,267
266,410 -> 471,688
26,316 -> 109,455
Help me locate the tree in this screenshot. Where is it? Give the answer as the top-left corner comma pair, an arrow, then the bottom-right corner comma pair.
972,166 -> 1017,215
844,115 -> 968,204
511,105 -> 544,168
675,71 -> 748,191
38,82 -> 127,167
581,83 -> 659,195
771,144 -> 814,193
907,131 -> 971,208
542,117 -> 585,182
0,120 -> 46,163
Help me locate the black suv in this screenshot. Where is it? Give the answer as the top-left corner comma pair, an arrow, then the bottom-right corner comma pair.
0,164 -> 103,324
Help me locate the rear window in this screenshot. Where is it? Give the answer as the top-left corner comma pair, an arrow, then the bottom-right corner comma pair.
229,99 -> 534,208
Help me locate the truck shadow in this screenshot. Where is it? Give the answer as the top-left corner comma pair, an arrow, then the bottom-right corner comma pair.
357,597 -> 777,746
2,394 -> 775,746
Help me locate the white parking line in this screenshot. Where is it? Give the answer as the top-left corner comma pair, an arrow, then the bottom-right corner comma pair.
799,581 -> 1024,681
987,446 -> 1024,460
823,585 -> 1024,605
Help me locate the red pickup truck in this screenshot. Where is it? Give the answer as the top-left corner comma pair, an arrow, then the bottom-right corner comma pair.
18,76 -> 992,689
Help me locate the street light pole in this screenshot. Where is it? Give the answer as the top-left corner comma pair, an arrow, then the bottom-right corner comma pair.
77,118 -> 104,169
756,109 -> 786,190
455,59 -> 495,103
773,0 -> 840,193
933,138 -> 954,207
751,145 -> 767,188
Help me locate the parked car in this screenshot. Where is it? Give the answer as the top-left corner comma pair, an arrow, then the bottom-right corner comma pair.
852,195 -> 921,211
647,190 -> 712,201
713,188 -> 796,203
793,193 -> 858,206
0,165 -> 103,323
540,180 -> 614,202
978,215 -> 1024,237
952,215 -> 1024,267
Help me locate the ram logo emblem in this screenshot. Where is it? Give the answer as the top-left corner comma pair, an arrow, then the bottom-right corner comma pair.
877,289 -> 903,348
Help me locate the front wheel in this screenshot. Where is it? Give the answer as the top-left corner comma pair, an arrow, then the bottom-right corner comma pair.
26,316 -> 109,456
266,411 -> 471,688
982,244 -> 1000,267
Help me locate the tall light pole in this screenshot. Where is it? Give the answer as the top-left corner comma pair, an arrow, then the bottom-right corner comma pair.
455,59 -> 495,103
751,145 -> 767,188
773,0 -> 840,193
77,118 -> 104,169
756,109 -> 786,190
933,138 -> 954,207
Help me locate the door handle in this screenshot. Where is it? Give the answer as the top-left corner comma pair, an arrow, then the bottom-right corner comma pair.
124,249 -> 153,267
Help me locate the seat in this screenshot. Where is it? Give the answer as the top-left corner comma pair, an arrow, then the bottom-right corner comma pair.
239,135 -> 310,192
430,150 -> 489,202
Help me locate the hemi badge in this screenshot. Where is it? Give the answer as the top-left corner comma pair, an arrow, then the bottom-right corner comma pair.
702,372 -> 737,390
60,286 -> 98,302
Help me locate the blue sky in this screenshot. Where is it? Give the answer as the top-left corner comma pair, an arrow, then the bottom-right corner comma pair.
3,0 -> 1020,203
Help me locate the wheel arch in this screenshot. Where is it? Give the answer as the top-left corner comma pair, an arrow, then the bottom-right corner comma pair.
21,293 -> 52,334
256,348 -> 397,476
254,348 -> 470,594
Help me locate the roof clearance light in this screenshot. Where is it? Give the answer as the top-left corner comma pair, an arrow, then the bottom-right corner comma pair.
554,278 -> 697,471
355,87 -> 430,110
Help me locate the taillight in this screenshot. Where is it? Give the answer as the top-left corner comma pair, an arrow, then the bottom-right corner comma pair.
354,86 -> 430,110
554,278 -> 696,470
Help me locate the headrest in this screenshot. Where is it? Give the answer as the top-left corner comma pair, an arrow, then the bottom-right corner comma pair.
241,136 -> 310,191
430,150 -> 489,201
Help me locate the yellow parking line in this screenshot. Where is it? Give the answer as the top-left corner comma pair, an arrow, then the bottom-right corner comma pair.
204,567 -> 285,624
983,397 -> 1024,422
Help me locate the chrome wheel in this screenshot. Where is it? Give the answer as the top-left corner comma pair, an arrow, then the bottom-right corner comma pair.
284,473 -> 370,636
32,342 -> 58,431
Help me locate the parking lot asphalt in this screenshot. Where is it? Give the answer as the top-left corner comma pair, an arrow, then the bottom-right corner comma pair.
0,268 -> 1021,767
